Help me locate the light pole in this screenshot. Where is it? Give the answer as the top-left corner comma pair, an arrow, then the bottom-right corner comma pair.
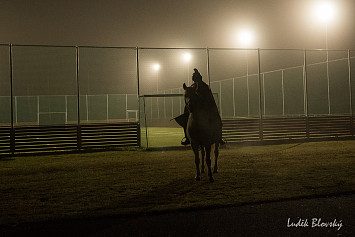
183,53 -> 192,85
153,63 -> 160,93
314,1 -> 335,115
238,29 -> 254,117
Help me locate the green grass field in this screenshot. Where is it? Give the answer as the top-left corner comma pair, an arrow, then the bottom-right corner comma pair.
141,127 -> 185,148
0,140 -> 354,225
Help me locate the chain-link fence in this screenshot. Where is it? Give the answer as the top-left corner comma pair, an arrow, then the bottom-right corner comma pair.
0,45 -> 354,152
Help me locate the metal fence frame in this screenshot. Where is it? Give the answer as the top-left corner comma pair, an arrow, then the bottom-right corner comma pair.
0,44 -> 354,154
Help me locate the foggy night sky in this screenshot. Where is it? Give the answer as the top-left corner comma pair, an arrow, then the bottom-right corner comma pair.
1,0 -> 354,49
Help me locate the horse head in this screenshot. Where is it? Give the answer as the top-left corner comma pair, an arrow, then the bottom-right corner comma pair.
183,83 -> 198,112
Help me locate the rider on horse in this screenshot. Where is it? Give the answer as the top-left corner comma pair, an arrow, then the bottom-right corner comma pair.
179,68 -> 225,146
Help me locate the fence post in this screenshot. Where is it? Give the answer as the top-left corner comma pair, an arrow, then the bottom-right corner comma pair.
219,80 -> 223,117
233,78 -> 236,117
136,47 -> 142,146
9,44 -> 15,155
262,73 -> 266,116
282,70 -> 285,116
326,49 -> 331,115
206,48 -> 211,86
247,70 -> 250,117
348,49 -> 354,137
76,46 -> 82,150
143,96 -> 149,148
304,49 -> 310,139
257,48 -> 263,141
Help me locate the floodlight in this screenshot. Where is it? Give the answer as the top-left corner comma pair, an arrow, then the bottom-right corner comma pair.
183,53 -> 192,62
315,2 -> 335,23
238,29 -> 254,47
153,63 -> 160,71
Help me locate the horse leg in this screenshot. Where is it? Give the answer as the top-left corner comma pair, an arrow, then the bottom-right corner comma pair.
192,145 -> 200,181
200,146 -> 205,174
205,145 -> 214,183
213,142 -> 219,174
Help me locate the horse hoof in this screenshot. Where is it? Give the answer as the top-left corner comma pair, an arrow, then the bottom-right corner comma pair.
195,176 -> 201,181
213,169 -> 218,174
209,177 -> 214,183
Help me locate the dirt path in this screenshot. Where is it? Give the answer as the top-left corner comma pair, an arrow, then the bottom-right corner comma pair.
1,194 -> 354,237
